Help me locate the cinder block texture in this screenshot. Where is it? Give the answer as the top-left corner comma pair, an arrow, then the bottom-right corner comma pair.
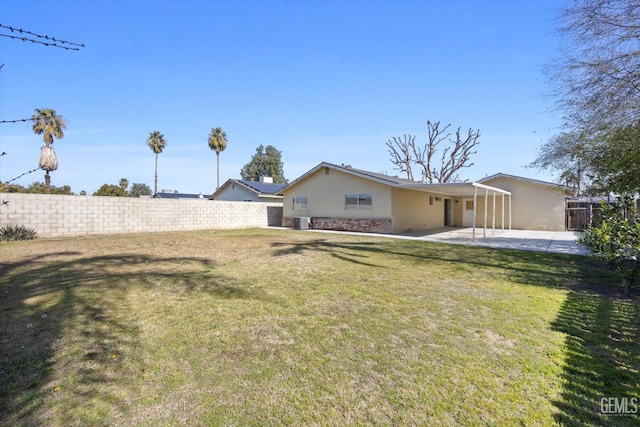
0,194 -> 283,238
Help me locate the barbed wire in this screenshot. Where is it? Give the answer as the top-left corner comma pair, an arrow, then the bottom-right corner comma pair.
0,118 -> 35,124
0,24 -> 84,50
5,167 -> 40,184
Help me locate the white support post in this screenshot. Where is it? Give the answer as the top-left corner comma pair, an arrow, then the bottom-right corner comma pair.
483,187 -> 488,238
509,194 -> 512,230
501,193 -> 505,232
472,186 -> 478,239
492,189 -> 496,236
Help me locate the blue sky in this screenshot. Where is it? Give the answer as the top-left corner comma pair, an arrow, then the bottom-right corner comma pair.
0,0 -> 566,195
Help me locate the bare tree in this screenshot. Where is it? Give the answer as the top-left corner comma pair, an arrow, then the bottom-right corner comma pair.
386,121 -> 480,183
385,135 -> 416,181
551,0 -> 640,130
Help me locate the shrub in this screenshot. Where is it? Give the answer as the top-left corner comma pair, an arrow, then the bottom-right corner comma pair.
0,225 -> 37,241
579,195 -> 639,298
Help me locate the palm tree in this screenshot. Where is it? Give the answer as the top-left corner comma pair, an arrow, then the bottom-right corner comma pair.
207,127 -> 228,189
32,108 -> 67,194
146,131 -> 166,195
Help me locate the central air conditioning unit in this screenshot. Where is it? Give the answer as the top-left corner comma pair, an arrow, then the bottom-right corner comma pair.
293,217 -> 310,230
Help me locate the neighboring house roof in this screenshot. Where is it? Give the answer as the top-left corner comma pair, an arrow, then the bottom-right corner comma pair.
277,162 -> 511,197
478,173 -> 575,193
153,191 -> 209,199
210,179 -> 286,200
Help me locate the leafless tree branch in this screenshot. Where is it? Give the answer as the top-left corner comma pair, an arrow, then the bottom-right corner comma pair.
386,121 -> 480,183
386,135 -> 416,180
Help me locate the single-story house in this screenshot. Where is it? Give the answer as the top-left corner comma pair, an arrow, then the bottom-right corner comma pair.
210,177 -> 285,202
277,162 -> 574,235
478,173 -> 574,231
153,190 -> 210,199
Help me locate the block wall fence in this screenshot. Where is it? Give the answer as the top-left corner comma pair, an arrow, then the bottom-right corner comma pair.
0,193 -> 283,238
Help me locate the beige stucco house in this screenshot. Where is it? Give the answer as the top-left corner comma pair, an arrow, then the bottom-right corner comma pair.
210,177 -> 285,202
478,173 -> 574,231
278,162 -> 574,234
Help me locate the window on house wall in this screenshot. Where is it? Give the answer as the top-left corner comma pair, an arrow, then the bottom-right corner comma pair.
465,200 -> 474,210
293,196 -> 308,210
345,193 -> 373,209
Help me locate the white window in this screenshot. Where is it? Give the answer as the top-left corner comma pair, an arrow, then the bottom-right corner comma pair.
293,196 -> 308,210
345,193 -> 372,210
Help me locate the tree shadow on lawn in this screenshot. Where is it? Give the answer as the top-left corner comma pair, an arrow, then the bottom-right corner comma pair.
271,238 -> 386,267
272,237 -> 584,288
551,283 -> 640,426
0,251 -> 259,426
272,236 -> 640,424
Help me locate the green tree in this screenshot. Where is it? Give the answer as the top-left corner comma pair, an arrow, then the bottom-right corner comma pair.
146,131 -> 166,195
591,122 -> 640,196
532,122 -> 640,196
93,183 -> 127,197
551,0 -> 640,131
31,108 -> 67,194
18,182 -> 73,195
579,196 -> 640,298
128,183 -> 152,197
119,178 -> 129,191
240,145 -> 287,183
528,130 -> 597,195
207,127 -> 228,190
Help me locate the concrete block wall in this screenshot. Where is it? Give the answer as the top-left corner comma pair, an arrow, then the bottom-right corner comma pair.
0,193 -> 283,238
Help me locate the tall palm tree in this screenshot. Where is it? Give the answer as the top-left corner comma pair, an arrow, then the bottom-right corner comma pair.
207,127 -> 228,189
146,130 -> 166,195
32,108 -> 67,194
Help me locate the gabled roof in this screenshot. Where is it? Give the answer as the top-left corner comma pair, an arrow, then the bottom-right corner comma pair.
479,173 -> 574,192
277,162 -> 511,197
210,179 -> 286,200
277,162 -> 414,195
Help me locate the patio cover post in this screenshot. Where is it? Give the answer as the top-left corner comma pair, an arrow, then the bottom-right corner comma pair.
483,187 -> 488,238
492,189 -> 496,235
472,186 -> 478,239
501,193 -> 505,231
509,194 -> 512,230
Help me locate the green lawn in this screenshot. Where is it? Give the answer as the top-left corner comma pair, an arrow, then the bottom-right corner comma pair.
1,228 -> 638,426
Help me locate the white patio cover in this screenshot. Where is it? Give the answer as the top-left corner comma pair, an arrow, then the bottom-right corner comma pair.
399,182 -> 512,238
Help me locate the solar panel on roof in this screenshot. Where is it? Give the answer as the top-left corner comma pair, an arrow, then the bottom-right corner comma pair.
239,180 -> 286,194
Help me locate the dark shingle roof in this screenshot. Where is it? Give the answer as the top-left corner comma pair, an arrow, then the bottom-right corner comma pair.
154,192 -> 209,199
237,180 -> 286,195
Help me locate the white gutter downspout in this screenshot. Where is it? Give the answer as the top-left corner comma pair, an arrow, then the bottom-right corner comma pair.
509,194 -> 512,230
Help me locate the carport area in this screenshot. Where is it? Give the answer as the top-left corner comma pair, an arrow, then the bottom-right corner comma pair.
400,181 -> 512,238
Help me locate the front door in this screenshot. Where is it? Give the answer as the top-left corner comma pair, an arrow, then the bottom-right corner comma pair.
444,198 -> 453,226
463,198 -> 475,227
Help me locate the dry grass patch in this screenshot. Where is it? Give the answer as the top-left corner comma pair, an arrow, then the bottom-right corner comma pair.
1,228 -> 638,426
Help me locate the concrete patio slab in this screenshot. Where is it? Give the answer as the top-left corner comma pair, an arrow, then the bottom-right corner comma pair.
411,228 -> 587,255
293,227 -> 587,255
